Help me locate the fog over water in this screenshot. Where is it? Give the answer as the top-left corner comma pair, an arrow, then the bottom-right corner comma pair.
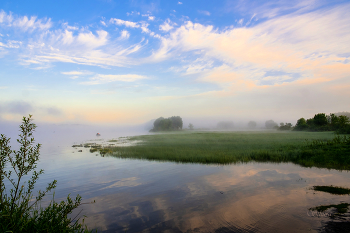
2,121 -> 349,232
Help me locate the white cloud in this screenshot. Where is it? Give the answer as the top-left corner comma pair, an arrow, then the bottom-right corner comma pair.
198,10 -> 211,16
159,19 -> 175,32
0,10 -> 52,31
62,70 -> 94,79
62,22 -> 78,30
80,74 -> 148,85
120,30 -> 130,39
110,18 -> 139,28
178,2 -> 183,4
0,40 -> 22,48
126,11 -> 140,16
0,10 -> 13,24
76,30 -> 108,48
0,86 -> 8,89
61,70 -> 93,76
22,29 -> 148,67
151,4 -> 350,89
141,26 -> 150,33
141,14 -> 155,21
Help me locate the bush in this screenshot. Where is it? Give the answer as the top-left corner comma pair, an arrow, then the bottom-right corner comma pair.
336,124 -> 350,134
0,115 -> 92,233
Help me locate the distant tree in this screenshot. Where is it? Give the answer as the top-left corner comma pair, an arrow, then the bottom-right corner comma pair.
306,118 -> 314,127
278,122 -> 293,130
265,120 -> 278,129
294,118 -> 308,131
217,121 -> 234,130
161,118 -> 172,130
313,113 -> 328,126
247,121 -> 257,129
150,116 -> 183,132
293,113 -> 350,133
334,112 -> 350,119
169,116 -> 183,130
153,117 -> 165,131
188,123 -> 194,130
338,115 -> 350,126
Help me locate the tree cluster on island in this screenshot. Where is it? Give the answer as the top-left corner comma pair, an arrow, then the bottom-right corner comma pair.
150,116 -> 183,132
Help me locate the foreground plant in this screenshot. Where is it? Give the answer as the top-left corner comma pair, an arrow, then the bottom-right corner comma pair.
0,115 -> 92,232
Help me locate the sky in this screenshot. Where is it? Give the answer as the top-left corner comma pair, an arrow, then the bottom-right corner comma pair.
0,0 -> 349,126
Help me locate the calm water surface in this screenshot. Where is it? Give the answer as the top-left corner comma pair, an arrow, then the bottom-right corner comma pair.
17,126 -> 350,232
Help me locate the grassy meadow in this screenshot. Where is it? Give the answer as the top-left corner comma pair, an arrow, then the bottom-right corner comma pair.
98,130 -> 350,170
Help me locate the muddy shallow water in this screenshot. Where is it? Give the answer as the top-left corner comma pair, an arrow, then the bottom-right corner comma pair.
18,127 -> 350,233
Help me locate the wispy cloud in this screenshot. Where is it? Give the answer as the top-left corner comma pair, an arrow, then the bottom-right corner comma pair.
159,19 -> 176,32
152,4 -> 350,89
20,27 -> 149,67
80,74 -> 148,85
198,10 -> 211,16
0,40 -> 22,48
110,18 -> 139,28
61,70 -> 94,79
62,22 -> 78,30
0,10 -> 52,31
120,30 -> 130,39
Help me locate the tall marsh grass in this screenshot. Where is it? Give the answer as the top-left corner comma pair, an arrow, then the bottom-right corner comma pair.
98,131 -> 350,170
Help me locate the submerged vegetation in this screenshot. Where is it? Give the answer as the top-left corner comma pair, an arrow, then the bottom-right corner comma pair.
310,203 -> 350,214
91,130 -> 350,170
0,116 -> 92,232
313,186 -> 350,195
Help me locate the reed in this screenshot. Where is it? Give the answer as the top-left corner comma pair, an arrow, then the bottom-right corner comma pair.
98,130 -> 350,170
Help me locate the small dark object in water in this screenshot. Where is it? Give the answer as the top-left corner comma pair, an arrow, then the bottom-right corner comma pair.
78,150 -> 82,152
220,191 -> 224,194
96,133 -> 101,136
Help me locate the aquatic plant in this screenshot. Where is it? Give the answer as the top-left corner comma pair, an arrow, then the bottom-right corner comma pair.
313,185 -> 350,195
310,203 -> 350,214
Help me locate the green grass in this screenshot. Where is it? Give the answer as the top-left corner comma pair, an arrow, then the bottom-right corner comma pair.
313,186 -> 350,195
94,130 -> 350,170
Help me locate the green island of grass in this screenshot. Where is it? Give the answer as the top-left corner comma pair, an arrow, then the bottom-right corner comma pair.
93,130 -> 350,170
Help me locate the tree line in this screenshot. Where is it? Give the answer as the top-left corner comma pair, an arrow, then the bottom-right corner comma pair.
294,113 -> 350,133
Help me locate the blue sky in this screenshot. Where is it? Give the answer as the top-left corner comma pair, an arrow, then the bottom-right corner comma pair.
0,0 -> 349,125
